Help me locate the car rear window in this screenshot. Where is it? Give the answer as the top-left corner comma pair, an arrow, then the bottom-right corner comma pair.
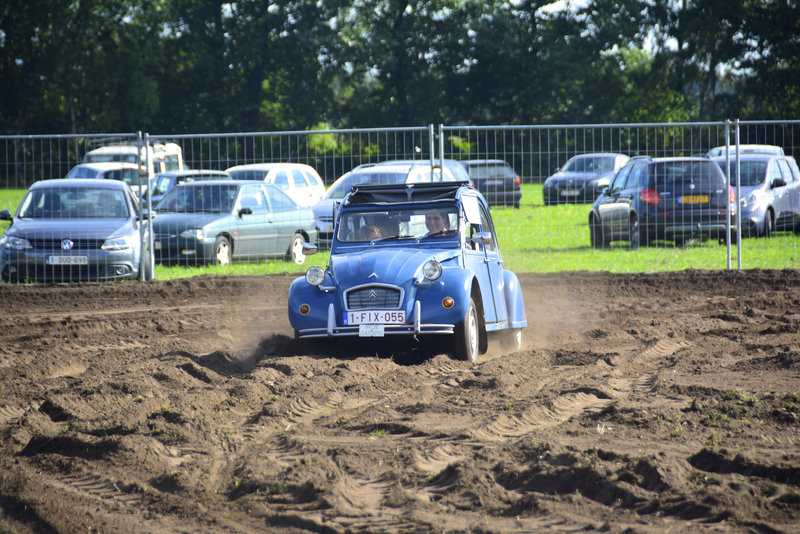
649,161 -> 723,190
469,164 -> 515,179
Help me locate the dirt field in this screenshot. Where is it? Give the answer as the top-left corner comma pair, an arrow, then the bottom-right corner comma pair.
1,270 -> 799,533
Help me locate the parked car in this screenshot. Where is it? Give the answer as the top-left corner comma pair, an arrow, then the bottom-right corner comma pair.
461,159 -> 522,208
225,163 -> 326,207
65,162 -> 147,197
83,142 -> 185,177
588,157 -> 736,248
377,158 -> 474,187
711,154 -> 800,237
0,179 -> 152,282
312,162 -> 462,249
289,181 -> 527,363
542,153 -> 630,205
148,170 -> 231,206
707,144 -> 785,157
152,180 -> 317,265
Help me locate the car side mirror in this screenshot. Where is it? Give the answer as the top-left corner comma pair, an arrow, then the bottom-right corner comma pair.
0,209 -> 11,222
302,242 -> 318,256
772,178 -> 786,188
471,231 -> 492,246
600,185 -> 609,194
238,207 -> 253,217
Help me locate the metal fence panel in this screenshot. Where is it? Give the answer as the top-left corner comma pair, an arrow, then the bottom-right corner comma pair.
2,121 -> 800,283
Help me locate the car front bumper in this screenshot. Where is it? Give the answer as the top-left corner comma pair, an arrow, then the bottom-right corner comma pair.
1,248 -> 139,282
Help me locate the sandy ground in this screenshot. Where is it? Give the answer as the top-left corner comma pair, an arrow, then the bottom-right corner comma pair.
0,270 -> 799,533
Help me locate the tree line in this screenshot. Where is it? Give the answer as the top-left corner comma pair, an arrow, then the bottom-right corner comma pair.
1,0 -> 798,136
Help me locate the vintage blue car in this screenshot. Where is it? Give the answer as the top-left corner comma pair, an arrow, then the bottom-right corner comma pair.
288,181 -> 527,362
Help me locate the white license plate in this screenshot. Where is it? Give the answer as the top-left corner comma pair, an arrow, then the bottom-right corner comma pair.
345,310 -> 406,325
561,190 -> 580,196
46,255 -> 88,265
359,324 -> 385,337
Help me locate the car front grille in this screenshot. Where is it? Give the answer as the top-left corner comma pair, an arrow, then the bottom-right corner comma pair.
346,286 -> 402,309
29,238 -> 105,250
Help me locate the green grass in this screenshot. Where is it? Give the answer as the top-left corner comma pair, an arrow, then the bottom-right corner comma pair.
3,183 -> 800,280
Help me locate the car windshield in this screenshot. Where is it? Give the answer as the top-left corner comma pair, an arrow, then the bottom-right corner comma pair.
717,161 -> 768,187
336,206 -> 459,243
156,184 -> 238,213
650,161 -> 721,189
563,156 -> 614,173
469,164 -> 515,179
84,153 -> 139,165
18,187 -> 129,219
227,169 -> 267,181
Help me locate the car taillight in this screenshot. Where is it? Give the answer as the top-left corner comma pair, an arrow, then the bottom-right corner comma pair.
640,188 -> 660,205
728,186 -> 735,203
514,176 -> 521,187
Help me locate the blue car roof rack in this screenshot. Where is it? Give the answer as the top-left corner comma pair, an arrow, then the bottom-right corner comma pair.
345,181 -> 471,205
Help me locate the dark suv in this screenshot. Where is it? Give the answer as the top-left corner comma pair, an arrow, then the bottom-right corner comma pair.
588,157 -> 736,248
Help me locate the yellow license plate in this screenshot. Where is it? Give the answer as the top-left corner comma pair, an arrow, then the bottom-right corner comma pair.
680,195 -> 709,204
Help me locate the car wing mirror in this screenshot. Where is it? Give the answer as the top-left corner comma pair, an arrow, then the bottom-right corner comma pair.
471,231 -> 493,246
0,209 -> 12,222
302,242 -> 318,256
238,207 -> 253,217
772,178 -> 787,188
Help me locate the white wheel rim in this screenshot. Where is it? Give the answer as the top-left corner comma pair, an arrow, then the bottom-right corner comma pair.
216,241 -> 230,265
292,237 -> 305,264
467,307 -> 478,361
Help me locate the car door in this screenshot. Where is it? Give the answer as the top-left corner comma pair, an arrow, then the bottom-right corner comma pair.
776,158 -> 799,227
596,162 -> 633,240
461,195 -> 505,325
234,184 -> 274,259
263,185 -> 302,257
767,159 -> 791,226
289,169 -> 313,206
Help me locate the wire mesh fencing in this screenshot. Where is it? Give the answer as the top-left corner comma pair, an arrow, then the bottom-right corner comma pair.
1,121 -> 799,283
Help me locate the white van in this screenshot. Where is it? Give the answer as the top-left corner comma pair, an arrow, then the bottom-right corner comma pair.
83,142 -> 184,178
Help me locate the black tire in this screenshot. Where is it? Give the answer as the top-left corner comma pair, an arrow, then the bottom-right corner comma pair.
287,233 -> 307,264
454,298 -> 480,363
763,210 -> 774,238
628,215 -> 640,250
590,215 -> 607,249
213,235 -> 232,265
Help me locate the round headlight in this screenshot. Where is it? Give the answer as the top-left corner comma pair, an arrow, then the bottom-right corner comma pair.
305,265 -> 325,286
422,259 -> 442,281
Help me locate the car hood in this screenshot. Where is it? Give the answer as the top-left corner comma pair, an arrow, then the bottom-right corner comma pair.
152,212 -> 230,232
546,171 -> 612,184
329,246 -> 459,288
313,198 -> 337,219
7,218 -> 136,239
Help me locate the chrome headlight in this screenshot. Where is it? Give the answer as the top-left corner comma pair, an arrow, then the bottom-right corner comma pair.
179,228 -> 207,240
305,265 -> 325,286
422,259 -> 443,281
3,236 -> 32,250
101,235 -> 135,251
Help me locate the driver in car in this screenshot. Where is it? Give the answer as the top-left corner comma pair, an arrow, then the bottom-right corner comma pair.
425,211 -> 452,235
